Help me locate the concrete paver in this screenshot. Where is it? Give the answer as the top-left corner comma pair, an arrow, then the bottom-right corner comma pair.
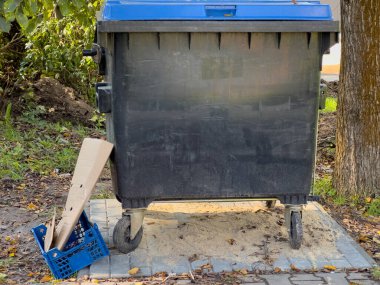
80,199 -> 377,283
110,254 -> 131,278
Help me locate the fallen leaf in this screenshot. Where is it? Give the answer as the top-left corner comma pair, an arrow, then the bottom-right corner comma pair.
5,236 -> 11,242
135,282 -> 143,285
27,272 -> 35,277
365,197 -> 372,203
9,253 -> 15,257
0,273 -> 7,279
324,265 -> 337,271
27,202 -> 38,211
227,238 -> 236,245
201,263 -> 213,270
92,279 -> 99,284
358,235 -> 369,243
373,237 -> 380,244
290,264 -> 300,272
40,275 -> 53,282
128,267 -> 140,275
16,184 -> 26,190
239,269 -> 248,275
274,267 -> 281,273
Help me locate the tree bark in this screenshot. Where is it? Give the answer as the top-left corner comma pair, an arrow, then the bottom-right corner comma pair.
334,0 -> 380,197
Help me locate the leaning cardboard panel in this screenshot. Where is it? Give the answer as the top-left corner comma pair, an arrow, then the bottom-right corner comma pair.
53,138 -> 113,250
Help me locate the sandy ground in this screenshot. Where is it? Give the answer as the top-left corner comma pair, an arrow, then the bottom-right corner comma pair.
110,201 -> 345,266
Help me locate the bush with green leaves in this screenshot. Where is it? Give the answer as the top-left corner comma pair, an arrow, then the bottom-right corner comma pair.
0,0 -> 103,101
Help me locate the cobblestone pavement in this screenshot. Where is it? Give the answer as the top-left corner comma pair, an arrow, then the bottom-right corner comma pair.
37,272 -> 379,284
79,200 -> 377,284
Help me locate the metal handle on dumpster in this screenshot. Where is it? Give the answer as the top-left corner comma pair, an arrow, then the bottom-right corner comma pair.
205,5 -> 237,17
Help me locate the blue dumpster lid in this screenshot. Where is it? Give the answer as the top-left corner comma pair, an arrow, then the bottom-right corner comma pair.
101,0 -> 333,21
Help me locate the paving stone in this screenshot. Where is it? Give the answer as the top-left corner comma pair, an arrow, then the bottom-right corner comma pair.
273,255 -> 291,271
238,275 -> 264,283
348,280 -> 379,285
106,199 -> 121,208
90,200 -> 106,206
287,257 -> 312,270
327,258 -> 352,268
133,266 -> 152,276
315,272 -> 349,285
90,214 -> 107,223
231,262 -> 253,271
291,274 -> 323,281
152,256 -> 190,275
90,203 -> 107,213
107,207 -> 123,218
292,281 -> 325,285
191,258 -> 211,271
210,257 -> 233,273
346,255 -> 373,269
308,257 -> 330,270
130,249 -> 152,268
89,256 -> 110,279
251,261 -> 273,271
336,239 -> 360,254
77,266 -> 89,280
110,254 -> 131,278
259,274 -> 292,285
347,273 -> 372,280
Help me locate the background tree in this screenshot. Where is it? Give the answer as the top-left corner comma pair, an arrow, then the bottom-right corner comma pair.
334,0 -> 380,198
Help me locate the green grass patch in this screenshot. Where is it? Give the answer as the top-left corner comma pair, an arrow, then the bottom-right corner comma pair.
367,198 -> 380,217
314,176 -> 380,216
321,97 -> 337,113
0,107 -> 94,180
314,176 -> 347,205
372,267 -> 380,280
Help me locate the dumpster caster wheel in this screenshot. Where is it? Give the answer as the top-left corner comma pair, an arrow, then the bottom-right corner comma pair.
265,200 -> 276,209
289,211 -> 303,249
113,216 -> 143,254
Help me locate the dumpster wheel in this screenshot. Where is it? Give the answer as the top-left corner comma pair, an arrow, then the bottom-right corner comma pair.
113,215 -> 143,254
289,211 -> 303,249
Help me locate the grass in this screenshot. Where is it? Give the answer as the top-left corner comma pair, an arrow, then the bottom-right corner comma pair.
91,187 -> 115,199
372,267 -> 380,280
314,176 -> 380,216
0,106 -> 94,180
314,176 -> 346,205
0,258 -> 15,282
321,97 -> 337,113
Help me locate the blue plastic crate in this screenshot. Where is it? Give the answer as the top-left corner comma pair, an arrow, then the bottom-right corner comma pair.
32,211 -> 109,279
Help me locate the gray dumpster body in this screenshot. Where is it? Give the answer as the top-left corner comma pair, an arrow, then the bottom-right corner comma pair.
91,0 -> 339,252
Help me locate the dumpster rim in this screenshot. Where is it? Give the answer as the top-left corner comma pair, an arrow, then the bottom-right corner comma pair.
97,20 -> 340,33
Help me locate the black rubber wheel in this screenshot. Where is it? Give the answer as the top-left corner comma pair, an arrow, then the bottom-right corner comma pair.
265,200 -> 276,209
289,211 -> 303,249
113,216 -> 143,254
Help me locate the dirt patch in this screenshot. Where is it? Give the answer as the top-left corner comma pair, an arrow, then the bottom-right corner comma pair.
0,175 -> 70,284
32,78 -> 95,125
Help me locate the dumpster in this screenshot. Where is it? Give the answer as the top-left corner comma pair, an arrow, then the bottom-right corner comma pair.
87,0 -> 339,252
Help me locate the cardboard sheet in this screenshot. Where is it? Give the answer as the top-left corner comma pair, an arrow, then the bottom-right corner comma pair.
44,208 -> 56,252
53,138 -> 113,250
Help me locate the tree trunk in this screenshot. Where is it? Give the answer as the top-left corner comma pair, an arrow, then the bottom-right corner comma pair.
334,0 -> 380,198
